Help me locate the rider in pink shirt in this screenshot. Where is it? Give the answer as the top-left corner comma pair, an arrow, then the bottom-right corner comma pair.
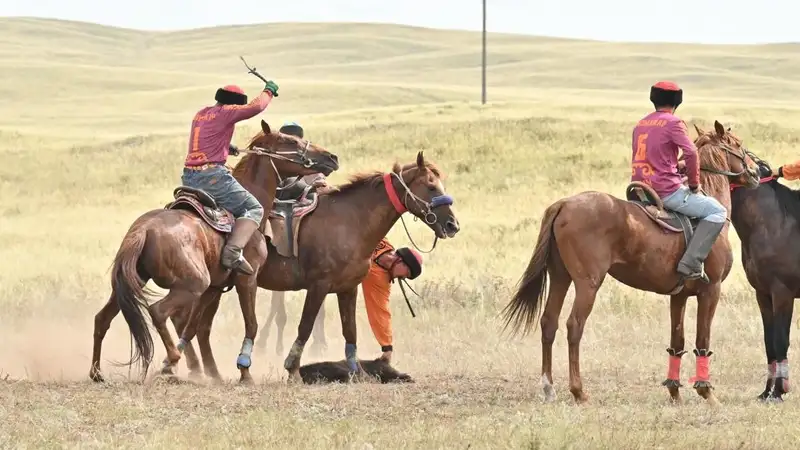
630,81 -> 727,283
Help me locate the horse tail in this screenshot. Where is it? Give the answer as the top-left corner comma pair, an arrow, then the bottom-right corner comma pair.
111,225 -> 155,374
501,199 -> 565,337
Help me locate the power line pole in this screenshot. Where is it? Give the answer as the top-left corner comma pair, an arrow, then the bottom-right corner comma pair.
481,0 -> 487,104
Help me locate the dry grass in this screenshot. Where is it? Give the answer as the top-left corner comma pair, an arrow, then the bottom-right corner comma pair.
2,17 -> 800,449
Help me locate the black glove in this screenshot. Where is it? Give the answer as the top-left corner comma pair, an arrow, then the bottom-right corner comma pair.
756,160 -> 773,178
228,144 -> 240,156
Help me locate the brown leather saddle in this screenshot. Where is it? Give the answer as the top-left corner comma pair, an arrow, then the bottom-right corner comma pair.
267,177 -> 320,257
625,181 -> 698,247
164,186 -> 234,234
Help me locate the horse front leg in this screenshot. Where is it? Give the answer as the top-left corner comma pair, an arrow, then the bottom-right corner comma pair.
769,286 -> 794,401
691,283 -> 721,406
309,301 -> 328,358
234,276 -> 260,385
337,287 -> 366,382
755,290 -> 777,401
663,293 -> 689,404
283,284 -> 329,383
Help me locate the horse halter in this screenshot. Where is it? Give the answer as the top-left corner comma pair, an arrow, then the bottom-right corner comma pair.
385,169 -> 454,253
388,170 -> 454,226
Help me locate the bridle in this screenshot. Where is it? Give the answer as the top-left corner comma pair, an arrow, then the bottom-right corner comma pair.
698,140 -> 755,178
384,169 -> 454,254
242,138 -> 317,184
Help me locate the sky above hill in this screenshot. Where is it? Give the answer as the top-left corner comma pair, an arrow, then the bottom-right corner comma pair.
2,0 -> 796,44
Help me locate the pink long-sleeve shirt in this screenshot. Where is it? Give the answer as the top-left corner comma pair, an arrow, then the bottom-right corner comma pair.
630,110 -> 700,198
185,90 -> 273,167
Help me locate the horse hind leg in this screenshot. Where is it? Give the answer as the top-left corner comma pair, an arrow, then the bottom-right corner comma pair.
566,278 -> 604,404
540,257 -> 573,403
90,293 -> 121,382
169,312 -> 203,380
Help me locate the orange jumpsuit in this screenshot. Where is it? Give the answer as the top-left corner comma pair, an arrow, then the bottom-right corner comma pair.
363,238 -> 396,351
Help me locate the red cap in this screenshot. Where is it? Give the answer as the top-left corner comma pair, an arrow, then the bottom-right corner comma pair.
221,84 -> 245,94
653,81 -> 681,92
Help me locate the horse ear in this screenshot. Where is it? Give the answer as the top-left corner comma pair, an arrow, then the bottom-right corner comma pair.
416,151 -> 425,169
261,119 -> 271,135
714,120 -> 726,137
693,123 -> 704,137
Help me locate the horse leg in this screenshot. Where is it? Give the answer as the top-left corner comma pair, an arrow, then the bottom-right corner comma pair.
539,262 -> 572,402
283,285 -> 328,383
769,286 -> 794,401
566,279 -> 603,404
274,292 -> 288,356
232,278 -> 260,385
309,300 -> 328,358
194,289 -> 224,383
256,290 -> 281,355
169,313 -> 203,380
149,285 -> 208,376
756,290 -> 777,401
663,293 -> 689,404
90,294 -> 120,382
336,288 -> 365,381
690,283 -> 721,405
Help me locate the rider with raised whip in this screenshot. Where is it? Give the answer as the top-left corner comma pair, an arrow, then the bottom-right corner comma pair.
182,79 -> 280,276
631,81 -> 728,283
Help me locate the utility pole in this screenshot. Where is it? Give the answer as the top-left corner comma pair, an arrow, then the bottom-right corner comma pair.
481,0 -> 487,104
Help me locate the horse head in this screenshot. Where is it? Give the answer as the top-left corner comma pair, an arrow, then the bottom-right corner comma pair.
694,120 -> 761,190
388,151 -> 460,239
247,119 -> 340,177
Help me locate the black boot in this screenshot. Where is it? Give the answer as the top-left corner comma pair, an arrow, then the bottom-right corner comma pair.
676,220 -> 725,283
221,218 -> 259,275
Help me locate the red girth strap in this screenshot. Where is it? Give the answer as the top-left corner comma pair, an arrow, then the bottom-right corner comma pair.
383,173 -> 407,213
730,176 -> 773,191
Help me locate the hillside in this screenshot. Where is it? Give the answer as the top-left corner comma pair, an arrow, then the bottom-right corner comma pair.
1,17 -> 800,143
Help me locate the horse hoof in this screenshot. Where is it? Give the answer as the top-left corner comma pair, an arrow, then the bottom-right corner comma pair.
89,370 -> 105,383
236,354 -> 252,370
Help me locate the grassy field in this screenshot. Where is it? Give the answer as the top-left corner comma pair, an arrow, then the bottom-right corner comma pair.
2,16 -> 800,449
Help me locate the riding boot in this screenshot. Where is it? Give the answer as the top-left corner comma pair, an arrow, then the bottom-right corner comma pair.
221,218 -> 259,275
676,220 -> 725,283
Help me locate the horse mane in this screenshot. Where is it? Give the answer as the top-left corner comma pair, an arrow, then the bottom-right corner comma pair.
765,179 -> 800,225
326,161 -> 443,197
694,127 -> 744,194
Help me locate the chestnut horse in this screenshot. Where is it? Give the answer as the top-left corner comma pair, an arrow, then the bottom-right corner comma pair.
89,120 -> 340,383
173,152 -> 459,383
502,121 -> 761,405
729,153 -> 800,402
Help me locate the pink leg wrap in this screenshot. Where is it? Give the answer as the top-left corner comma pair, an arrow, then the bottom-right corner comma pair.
667,355 -> 682,380
689,355 -> 710,383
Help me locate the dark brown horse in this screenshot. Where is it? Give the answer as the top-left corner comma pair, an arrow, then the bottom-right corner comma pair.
729,153 -> 800,402
502,120 -> 761,405
89,119 -> 339,383
174,152 -> 459,383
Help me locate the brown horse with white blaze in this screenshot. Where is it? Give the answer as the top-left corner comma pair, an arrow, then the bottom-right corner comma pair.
173,152 -> 459,383
502,121 -> 761,405
89,120 -> 340,383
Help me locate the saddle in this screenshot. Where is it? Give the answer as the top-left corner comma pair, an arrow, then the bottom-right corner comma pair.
164,186 -> 235,234
625,181 -> 698,247
266,177 -> 320,257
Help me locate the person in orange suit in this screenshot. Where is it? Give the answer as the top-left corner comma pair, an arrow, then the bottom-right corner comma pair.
364,238 -> 424,363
